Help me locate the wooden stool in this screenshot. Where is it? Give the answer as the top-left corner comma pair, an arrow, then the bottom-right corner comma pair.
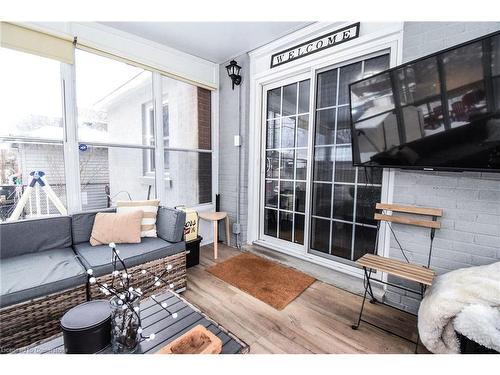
198,212 -> 230,259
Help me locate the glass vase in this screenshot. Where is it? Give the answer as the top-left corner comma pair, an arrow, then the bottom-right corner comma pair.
110,296 -> 140,354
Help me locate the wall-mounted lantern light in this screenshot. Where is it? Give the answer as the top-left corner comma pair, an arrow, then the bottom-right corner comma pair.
225,60 -> 242,90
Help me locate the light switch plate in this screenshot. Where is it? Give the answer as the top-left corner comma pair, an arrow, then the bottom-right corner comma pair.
234,135 -> 241,147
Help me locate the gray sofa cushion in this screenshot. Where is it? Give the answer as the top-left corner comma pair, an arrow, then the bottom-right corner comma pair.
0,216 -> 72,259
71,208 -> 116,244
0,247 -> 87,308
73,237 -> 185,277
157,207 -> 186,243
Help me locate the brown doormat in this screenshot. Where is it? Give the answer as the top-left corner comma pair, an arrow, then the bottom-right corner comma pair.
206,252 -> 315,310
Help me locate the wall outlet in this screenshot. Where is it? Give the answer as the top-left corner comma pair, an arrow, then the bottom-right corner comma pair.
232,222 -> 241,234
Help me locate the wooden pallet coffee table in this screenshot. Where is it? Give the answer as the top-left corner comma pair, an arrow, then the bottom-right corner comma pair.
18,291 -> 249,354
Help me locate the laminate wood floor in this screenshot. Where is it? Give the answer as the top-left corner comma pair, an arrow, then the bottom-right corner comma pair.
184,244 -> 427,354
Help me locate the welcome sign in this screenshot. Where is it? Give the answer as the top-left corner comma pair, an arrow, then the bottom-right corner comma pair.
270,23 -> 360,68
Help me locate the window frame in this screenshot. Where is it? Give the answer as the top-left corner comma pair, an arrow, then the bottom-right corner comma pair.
143,101 -> 170,176
0,45 -> 216,221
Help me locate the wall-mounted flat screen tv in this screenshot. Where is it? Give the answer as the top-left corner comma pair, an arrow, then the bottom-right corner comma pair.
349,31 -> 500,172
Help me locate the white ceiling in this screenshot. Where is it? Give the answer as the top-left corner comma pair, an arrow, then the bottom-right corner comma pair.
100,22 -> 312,63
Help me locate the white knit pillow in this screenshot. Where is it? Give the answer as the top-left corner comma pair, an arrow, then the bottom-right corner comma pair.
116,199 -> 160,237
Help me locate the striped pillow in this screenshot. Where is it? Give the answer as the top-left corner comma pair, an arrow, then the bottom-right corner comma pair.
116,199 -> 160,237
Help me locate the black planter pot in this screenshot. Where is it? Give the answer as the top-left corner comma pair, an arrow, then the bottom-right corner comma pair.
61,299 -> 111,354
457,332 -> 499,354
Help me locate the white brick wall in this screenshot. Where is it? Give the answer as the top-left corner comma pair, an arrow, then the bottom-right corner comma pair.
384,22 -> 500,314
218,53 -> 250,246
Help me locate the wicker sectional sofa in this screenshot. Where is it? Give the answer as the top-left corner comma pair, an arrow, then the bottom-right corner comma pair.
0,207 -> 186,352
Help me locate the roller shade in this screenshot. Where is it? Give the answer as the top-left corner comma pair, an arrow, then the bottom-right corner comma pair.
76,43 -> 216,91
0,22 -> 74,64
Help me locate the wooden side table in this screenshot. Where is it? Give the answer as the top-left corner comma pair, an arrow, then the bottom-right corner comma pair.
198,212 -> 230,259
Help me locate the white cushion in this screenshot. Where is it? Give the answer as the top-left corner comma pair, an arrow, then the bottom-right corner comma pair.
116,199 -> 160,237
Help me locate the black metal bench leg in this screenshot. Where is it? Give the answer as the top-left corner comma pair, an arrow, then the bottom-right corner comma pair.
364,268 -> 378,304
352,267 -> 370,330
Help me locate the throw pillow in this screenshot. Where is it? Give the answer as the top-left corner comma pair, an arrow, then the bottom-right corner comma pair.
116,199 -> 160,237
90,211 -> 144,246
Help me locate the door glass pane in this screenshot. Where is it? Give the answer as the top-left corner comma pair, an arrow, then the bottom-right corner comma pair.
294,214 -> 305,245
264,209 -> 277,237
339,62 -> 362,105
280,150 -> 295,179
265,151 -> 279,178
312,183 -> 331,218
356,185 -> 380,225
295,149 -> 308,181
295,182 -> 306,213
336,106 -> 352,144
317,70 -> 338,108
353,225 -> 377,260
332,184 -> 354,221
281,116 -> 296,148
267,88 -> 281,119
310,53 -> 388,264
298,80 -> 311,113
263,79 -> 311,245
279,181 -> 294,211
297,115 -> 309,147
266,119 -> 280,149
315,109 -> 336,145
311,217 -> 330,253
279,211 -> 293,241
283,83 -> 298,116
334,145 -> 355,183
264,180 -> 278,208
364,55 -> 390,78
313,147 -> 334,182
331,221 -> 353,259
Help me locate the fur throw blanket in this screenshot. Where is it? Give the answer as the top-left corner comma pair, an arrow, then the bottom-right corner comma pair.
418,261 -> 500,353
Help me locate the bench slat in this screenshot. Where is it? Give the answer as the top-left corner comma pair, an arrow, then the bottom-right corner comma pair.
374,213 -> 441,229
375,203 -> 443,217
356,254 -> 434,286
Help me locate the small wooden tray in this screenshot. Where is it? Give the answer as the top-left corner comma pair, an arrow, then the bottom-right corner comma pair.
156,325 -> 222,354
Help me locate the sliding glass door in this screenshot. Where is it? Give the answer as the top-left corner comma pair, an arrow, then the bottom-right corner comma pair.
262,78 -> 311,246
260,52 -> 390,267
310,54 -> 389,264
